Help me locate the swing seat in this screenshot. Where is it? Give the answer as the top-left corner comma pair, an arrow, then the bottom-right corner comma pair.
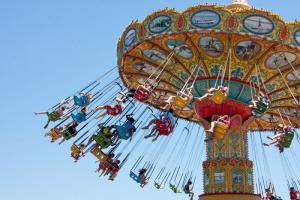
105,162 -> 120,174
73,95 -> 90,107
61,129 -> 73,140
251,100 -> 269,117
130,171 -> 147,184
169,184 -> 181,193
154,182 -> 164,189
106,105 -> 122,116
71,112 -> 87,124
48,128 -> 61,141
115,125 -> 131,140
47,111 -> 61,122
91,146 -> 108,161
173,96 -> 189,108
211,90 -> 226,104
98,124 -> 112,136
156,118 -> 174,135
213,122 -> 229,140
93,134 -> 112,149
134,86 -> 151,102
70,144 -> 81,154
282,130 -> 295,148
183,188 -> 192,194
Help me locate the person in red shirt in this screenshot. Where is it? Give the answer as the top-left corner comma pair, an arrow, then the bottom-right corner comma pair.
290,187 -> 299,200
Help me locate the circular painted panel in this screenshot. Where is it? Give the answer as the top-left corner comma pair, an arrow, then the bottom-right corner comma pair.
243,15 -> 274,35
149,15 -> 172,33
286,67 -> 300,81
295,30 -> 300,46
235,41 -> 261,60
143,49 -> 167,62
124,29 -> 137,48
191,10 -> 220,29
266,52 -> 297,68
199,36 -> 224,57
261,113 -> 280,123
166,40 -> 193,58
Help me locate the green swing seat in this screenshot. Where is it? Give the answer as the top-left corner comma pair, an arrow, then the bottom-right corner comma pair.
169,183 -> 181,193
93,125 -> 113,149
252,101 -> 269,117
47,111 -> 61,121
61,129 -> 73,140
154,182 -> 164,189
282,130 -> 295,148
93,134 -> 112,149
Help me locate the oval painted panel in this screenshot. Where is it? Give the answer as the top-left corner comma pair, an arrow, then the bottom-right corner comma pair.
143,49 -> 167,62
149,15 -> 172,33
235,40 -> 261,60
295,30 -> 300,45
166,39 -> 193,58
199,36 -> 224,57
191,10 -> 220,29
266,52 -> 297,68
296,86 -> 300,94
124,29 -> 137,48
286,67 -> 300,81
261,113 -> 280,123
243,15 -> 274,35
134,62 -> 160,76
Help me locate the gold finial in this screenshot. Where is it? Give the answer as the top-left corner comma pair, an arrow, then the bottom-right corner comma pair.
227,0 -> 250,9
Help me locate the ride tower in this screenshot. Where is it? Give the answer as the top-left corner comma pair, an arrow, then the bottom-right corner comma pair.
118,0 -> 300,199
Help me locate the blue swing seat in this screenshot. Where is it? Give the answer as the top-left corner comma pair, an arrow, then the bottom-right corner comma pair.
71,112 -> 87,124
115,124 -> 131,140
73,95 -> 90,107
130,171 -> 145,184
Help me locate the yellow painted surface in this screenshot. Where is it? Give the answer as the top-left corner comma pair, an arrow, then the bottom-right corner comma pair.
199,193 -> 261,200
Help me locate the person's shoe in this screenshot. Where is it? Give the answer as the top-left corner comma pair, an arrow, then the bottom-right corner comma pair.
263,143 -> 269,146
267,136 -> 272,140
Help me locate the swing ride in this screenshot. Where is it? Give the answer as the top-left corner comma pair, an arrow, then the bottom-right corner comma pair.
36,0 -> 300,199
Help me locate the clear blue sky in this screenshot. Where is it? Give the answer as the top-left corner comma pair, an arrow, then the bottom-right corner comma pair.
1,0 -> 300,200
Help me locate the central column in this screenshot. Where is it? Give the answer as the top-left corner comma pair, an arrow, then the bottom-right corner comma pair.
199,115 -> 260,200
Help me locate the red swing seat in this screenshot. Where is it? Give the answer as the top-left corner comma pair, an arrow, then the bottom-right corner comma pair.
106,105 -> 122,116
134,86 -> 151,102
155,118 -> 174,135
100,161 -> 120,174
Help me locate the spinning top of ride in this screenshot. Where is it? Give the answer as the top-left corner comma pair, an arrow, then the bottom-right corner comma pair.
117,0 -> 300,131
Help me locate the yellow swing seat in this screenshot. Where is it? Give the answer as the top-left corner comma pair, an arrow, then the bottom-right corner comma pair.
213,122 -> 229,140
173,96 -> 189,109
71,144 -> 82,155
48,128 -> 61,141
211,90 -> 226,104
91,146 -> 108,162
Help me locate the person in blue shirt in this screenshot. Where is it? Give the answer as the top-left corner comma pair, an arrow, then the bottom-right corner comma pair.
112,114 -> 136,142
73,92 -> 92,107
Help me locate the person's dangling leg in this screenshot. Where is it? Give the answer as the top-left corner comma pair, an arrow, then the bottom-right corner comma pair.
152,131 -> 160,141
206,121 -> 216,133
263,139 -> 278,146
44,119 -> 50,129
95,111 -> 107,119
34,111 -> 48,115
144,127 -> 156,139
142,119 -> 156,130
